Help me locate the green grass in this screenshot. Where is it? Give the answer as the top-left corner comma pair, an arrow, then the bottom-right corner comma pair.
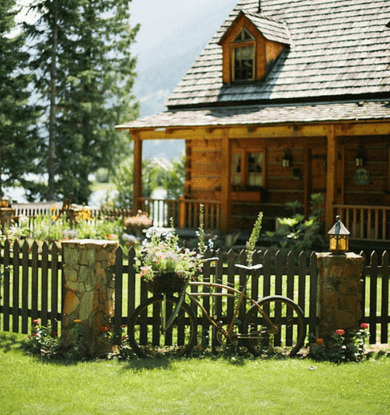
1,332 -> 390,415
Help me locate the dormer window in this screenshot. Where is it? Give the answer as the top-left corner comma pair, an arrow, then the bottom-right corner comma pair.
232,29 -> 255,81
218,11 -> 292,85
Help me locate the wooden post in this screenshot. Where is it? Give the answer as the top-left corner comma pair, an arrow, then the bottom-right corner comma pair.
179,196 -> 186,228
325,125 -> 337,234
132,132 -> 142,216
220,130 -> 231,232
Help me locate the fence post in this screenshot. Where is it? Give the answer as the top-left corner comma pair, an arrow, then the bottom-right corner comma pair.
316,252 -> 364,352
61,239 -> 118,357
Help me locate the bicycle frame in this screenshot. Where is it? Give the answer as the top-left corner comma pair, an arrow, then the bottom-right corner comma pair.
159,270 -> 277,342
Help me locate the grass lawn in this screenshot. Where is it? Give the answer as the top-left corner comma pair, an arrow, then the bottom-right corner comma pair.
1,332 -> 390,415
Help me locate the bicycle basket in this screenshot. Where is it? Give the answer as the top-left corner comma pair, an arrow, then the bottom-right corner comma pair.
147,272 -> 187,294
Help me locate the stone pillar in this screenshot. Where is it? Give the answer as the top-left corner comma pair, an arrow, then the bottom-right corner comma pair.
62,239 -> 118,357
316,252 -> 364,351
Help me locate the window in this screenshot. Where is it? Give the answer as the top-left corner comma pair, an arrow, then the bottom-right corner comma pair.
231,151 -> 264,188
231,28 -> 255,82
233,45 -> 254,81
248,152 -> 263,187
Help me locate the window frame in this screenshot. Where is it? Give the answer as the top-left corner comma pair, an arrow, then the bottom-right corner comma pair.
231,149 -> 266,189
231,41 -> 256,82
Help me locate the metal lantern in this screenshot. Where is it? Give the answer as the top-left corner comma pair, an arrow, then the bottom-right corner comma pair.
328,215 -> 350,254
355,146 -> 366,167
282,149 -> 292,167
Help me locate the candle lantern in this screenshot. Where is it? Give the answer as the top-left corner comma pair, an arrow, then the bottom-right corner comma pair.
328,215 -> 350,254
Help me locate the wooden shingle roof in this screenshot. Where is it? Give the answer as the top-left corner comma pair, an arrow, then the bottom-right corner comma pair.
166,0 -> 390,108
116,100 -> 390,130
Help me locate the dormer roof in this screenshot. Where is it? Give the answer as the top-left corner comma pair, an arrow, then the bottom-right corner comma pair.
218,11 -> 293,47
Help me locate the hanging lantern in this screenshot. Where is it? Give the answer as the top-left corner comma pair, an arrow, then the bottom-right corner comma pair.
282,149 -> 292,167
355,146 -> 367,167
328,215 -> 350,254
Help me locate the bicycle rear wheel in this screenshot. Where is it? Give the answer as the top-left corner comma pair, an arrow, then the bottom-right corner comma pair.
128,295 -> 197,358
242,295 -> 306,357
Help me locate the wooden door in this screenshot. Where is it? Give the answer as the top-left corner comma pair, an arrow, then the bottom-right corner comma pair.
305,146 -> 327,217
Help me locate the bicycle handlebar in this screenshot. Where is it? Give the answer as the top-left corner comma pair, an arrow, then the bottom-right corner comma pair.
234,263 -> 263,271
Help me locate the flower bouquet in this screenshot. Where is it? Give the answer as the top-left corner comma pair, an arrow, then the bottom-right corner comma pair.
135,219 -> 203,294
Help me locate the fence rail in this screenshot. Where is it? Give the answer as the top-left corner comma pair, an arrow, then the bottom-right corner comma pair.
138,198 -> 221,229
1,240 -> 389,347
334,204 -> 390,242
12,203 -> 132,220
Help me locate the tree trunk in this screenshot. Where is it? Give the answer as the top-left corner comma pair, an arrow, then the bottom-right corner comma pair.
47,2 -> 58,201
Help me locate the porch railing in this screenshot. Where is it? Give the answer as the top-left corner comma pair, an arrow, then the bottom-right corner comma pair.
138,198 -> 221,230
334,204 -> 390,242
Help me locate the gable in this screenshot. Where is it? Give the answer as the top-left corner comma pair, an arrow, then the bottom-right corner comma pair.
166,0 -> 390,109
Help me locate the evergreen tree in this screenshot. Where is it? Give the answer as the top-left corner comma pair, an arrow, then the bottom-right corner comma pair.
24,0 -> 139,203
0,0 -> 41,200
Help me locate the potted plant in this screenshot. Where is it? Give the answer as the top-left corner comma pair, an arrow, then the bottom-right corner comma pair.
134,219 -> 202,294
124,211 -> 153,237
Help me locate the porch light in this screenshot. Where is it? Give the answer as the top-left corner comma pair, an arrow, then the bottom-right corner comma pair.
282,149 -> 292,167
355,146 -> 367,167
328,215 -> 350,254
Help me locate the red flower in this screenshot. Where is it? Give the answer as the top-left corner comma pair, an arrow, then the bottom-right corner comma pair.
99,326 -> 109,332
335,329 -> 345,336
360,323 -> 369,330
32,319 -> 39,326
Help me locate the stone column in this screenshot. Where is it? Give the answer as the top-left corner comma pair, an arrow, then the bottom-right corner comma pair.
62,239 -> 118,357
316,252 -> 364,351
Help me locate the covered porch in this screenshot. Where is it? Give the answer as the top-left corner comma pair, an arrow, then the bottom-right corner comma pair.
137,197 -> 390,244
116,101 -> 390,245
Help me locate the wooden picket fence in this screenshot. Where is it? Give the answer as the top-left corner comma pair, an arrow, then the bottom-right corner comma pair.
0,239 -> 389,346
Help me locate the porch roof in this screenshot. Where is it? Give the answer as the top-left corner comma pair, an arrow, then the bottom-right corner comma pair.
116,99 -> 390,130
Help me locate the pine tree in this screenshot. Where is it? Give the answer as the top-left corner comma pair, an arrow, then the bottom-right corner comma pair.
0,0 -> 41,200
24,0 -> 139,203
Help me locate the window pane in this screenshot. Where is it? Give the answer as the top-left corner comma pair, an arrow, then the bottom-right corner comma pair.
248,152 -> 263,187
234,45 -> 254,81
231,153 -> 241,186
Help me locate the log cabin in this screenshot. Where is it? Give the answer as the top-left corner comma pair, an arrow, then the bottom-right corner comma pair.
117,0 -> 390,245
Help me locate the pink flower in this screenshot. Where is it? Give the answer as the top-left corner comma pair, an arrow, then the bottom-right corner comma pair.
360,323 -> 369,330
32,319 -> 39,326
336,329 -> 345,336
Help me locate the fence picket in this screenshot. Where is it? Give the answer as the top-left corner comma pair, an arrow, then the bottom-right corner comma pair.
127,248 -> 136,320
12,240 -> 20,333
2,240 -> 11,331
381,251 -> 389,343
286,251 -> 295,303
226,249 -> 236,324
263,250 -> 271,298
275,251 -> 283,296
298,252 -> 306,314
309,252 -> 318,336
31,242 -> 39,322
41,242 -> 49,326
369,251 -> 378,343
51,243 -> 60,332
22,242 -> 29,334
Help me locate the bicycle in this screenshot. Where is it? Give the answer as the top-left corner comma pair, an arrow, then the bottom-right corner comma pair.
127,260 -> 306,358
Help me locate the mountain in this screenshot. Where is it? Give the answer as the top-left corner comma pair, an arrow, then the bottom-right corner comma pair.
129,0 -> 239,159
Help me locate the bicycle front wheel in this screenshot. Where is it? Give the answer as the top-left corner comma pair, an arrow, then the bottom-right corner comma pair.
242,295 -> 306,357
128,295 -> 197,358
